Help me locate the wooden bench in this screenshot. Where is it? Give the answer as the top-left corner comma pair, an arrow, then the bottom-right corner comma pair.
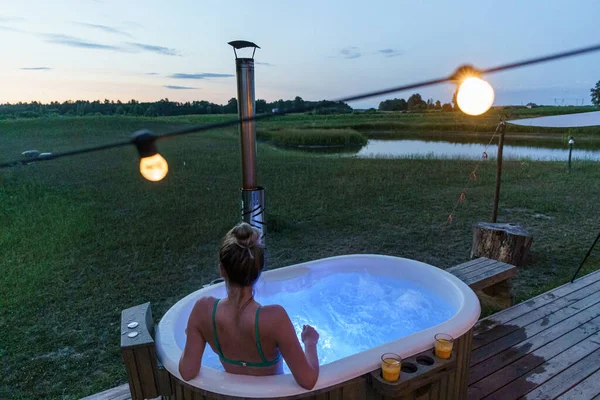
447,257 -> 517,309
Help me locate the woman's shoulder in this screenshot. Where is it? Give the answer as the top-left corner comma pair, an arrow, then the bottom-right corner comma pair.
189,296 -> 218,320
258,304 -> 289,323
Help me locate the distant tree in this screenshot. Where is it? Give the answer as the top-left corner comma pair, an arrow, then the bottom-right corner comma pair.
435,100 -> 442,110
293,96 -> 304,111
224,98 -> 238,114
591,80 -> 600,107
407,93 -> 426,111
378,98 -> 407,111
256,99 -> 268,114
441,103 -> 453,112
115,105 -> 125,115
452,90 -> 459,111
144,105 -> 157,116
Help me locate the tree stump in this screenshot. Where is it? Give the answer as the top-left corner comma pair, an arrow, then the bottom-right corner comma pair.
471,222 -> 533,266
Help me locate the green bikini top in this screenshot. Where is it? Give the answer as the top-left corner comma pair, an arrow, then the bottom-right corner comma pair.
211,298 -> 282,368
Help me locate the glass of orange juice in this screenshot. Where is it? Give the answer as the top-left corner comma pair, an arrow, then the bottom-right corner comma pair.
434,333 -> 454,359
381,353 -> 402,382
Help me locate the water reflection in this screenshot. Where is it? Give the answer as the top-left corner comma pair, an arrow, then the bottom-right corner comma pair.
356,139 -> 600,161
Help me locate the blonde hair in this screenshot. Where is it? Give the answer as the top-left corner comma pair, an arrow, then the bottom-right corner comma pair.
219,222 -> 265,287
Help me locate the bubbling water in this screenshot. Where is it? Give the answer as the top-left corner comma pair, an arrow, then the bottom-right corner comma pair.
201,272 -> 455,374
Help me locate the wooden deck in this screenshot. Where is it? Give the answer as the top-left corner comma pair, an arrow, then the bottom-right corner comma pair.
468,268 -> 600,399
85,269 -> 600,400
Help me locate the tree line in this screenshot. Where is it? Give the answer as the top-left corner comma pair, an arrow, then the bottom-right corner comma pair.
378,93 -> 454,112
0,96 -> 352,119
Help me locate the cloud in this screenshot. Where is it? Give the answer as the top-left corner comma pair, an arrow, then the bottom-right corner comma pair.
0,16 -> 25,23
21,67 -> 52,70
43,33 -> 124,51
378,48 -> 403,58
168,73 -> 234,79
145,72 -> 159,75
0,24 -> 26,33
75,22 -> 133,37
255,62 -> 274,66
340,46 -> 361,59
164,85 -> 198,90
127,42 -> 179,56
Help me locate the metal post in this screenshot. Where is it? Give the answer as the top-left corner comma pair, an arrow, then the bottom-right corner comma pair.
491,121 -> 506,223
568,136 -> 574,172
236,57 -> 257,190
229,41 -> 266,241
571,230 -> 600,282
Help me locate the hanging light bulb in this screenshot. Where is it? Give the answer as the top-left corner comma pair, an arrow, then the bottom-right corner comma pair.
457,77 -> 495,116
133,130 -> 168,182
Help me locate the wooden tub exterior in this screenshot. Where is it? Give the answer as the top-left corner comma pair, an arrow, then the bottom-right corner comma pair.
121,303 -> 473,400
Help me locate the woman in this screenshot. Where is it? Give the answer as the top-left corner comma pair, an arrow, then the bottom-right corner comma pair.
178,222 -> 320,390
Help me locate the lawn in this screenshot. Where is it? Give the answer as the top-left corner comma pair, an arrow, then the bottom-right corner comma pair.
1,113 -> 599,399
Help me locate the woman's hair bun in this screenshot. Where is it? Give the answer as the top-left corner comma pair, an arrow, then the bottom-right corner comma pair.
231,222 -> 261,248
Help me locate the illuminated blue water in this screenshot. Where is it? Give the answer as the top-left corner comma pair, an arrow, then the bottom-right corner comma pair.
201,272 -> 455,373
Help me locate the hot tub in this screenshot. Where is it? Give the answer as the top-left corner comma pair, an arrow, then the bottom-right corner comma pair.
153,254 -> 480,398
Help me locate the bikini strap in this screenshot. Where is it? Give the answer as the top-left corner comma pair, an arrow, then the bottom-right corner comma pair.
211,298 -> 225,359
255,306 -> 269,363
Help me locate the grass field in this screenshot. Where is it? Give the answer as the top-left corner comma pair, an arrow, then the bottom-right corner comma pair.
1,110 -> 599,399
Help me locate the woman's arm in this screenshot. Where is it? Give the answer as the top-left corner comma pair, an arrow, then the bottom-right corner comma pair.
271,306 -> 319,390
178,297 -> 209,381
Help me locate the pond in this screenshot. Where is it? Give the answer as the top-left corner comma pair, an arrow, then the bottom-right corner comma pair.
355,139 -> 600,161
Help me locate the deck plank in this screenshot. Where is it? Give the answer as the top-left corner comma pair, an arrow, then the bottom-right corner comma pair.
473,270 -> 600,337
522,348 -> 600,400
452,260 -> 506,280
477,332 -> 600,400
557,368 -> 600,400
446,258 -> 492,275
468,309 -> 600,399
471,291 -> 600,366
467,267 -> 517,291
472,278 -> 600,351
80,384 -> 131,400
469,305 -> 600,385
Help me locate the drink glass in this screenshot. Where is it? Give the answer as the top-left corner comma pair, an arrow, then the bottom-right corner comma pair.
381,353 -> 402,382
434,333 -> 454,359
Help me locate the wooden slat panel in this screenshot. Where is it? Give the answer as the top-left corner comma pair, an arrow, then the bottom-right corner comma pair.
175,377 -> 184,400
473,269 -> 600,337
473,278 -> 600,351
481,334 -> 600,400
133,346 -> 159,399
438,374 -> 447,400
183,384 -> 194,400
429,379 -> 439,400
457,330 -> 473,399
557,368 -> 600,400
341,379 -> 363,400
469,305 -> 600,385
471,293 -> 600,366
447,259 -> 498,278
121,349 -> 143,400
157,362 -> 173,396
523,348 -> 600,400
329,388 -> 343,400
446,258 -> 492,275
456,260 -> 508,281
466,266 -> 517,291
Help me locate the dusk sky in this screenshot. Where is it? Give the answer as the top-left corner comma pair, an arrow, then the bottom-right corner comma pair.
1,0 -> 599,109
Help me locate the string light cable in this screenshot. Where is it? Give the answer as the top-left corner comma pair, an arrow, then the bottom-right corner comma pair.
1,42 -> 600,172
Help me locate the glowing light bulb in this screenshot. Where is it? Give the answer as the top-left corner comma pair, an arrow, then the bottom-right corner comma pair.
139,153 -> 168,182
457,77 -> 495,116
